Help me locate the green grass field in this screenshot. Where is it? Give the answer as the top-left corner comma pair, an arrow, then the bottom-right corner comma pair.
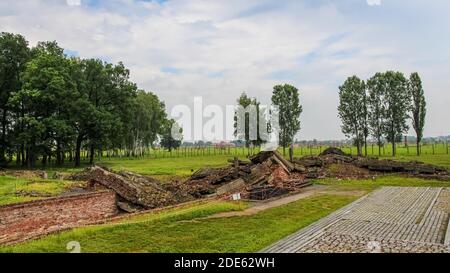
1,148 -> 449,206
98,155 -> 247,181
1,175 -> 448,253
93,144 -> 450,178
1,146 -> 449,253
3,144 -> 449,179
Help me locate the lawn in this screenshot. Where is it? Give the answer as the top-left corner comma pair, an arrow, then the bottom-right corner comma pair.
97,154 -> 248,181
3,146 -> 448,181
0,176 -> 79,206
2,175 -> 449,253
95,147 -> 450,180
1,149 -> 449,253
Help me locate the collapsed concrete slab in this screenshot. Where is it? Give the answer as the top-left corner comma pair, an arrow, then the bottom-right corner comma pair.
87,166 -> 177,209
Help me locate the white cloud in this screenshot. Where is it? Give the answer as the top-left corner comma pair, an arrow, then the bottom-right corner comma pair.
66,0 -> 81,7
367,0 -> 381,6
1,0 -> 450,140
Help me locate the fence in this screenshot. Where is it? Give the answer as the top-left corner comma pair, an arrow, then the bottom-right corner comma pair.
92,142 -> 450,161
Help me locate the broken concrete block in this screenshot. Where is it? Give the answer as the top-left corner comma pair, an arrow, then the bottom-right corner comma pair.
216,178 -> 246,195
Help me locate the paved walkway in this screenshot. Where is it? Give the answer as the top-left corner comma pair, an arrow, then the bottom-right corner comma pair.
262,187 -> 450,253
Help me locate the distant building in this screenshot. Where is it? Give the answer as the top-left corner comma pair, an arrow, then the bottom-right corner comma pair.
214,141 -> 236,149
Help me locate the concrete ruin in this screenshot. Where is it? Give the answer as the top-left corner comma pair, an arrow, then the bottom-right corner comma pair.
82,148 -> 450,211
83,150 -> 312,210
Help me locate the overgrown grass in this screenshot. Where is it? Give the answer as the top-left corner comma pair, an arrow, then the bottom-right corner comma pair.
1,194 -> 354,253
0,176 -> 77,206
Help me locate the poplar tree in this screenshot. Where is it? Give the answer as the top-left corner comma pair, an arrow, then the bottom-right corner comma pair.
408,72 -> 426,155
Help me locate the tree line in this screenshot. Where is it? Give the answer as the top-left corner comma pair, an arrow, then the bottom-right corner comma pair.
0,32 -> 179,168
338,71 -> 426,156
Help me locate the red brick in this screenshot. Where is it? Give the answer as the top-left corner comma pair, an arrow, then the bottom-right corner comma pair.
0,191 -> 118,245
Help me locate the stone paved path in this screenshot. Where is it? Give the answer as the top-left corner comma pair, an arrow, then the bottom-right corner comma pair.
262,187 -> 450,253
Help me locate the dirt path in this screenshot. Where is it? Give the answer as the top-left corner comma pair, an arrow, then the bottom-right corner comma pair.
207,185 -> 329,218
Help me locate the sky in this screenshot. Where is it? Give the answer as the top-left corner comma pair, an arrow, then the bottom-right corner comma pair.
1,0 -> 449,140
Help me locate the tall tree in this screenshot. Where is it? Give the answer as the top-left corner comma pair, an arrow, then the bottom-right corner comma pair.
0,32 -> 179,168
0,32 -> 30,166
338,76 -> 367,156
367,73 -> 386,155
362,89 -> 369,156
127,90 -> 167,156
271,84 -> 303,156
70,59 -> 137,166
408,72 -> 426,156
9,41 -> 74,167
234,92 -> 267,149
160,119 -> 182,152
382,71 -> 410,156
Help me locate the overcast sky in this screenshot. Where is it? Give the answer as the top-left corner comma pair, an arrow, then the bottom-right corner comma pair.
1,0 -> 449,140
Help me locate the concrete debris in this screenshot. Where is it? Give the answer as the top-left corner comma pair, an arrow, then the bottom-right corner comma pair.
294,148 -> 450,180
86,166 -> 177,209
320,147 -> 348,156
187,150 -> 311,200
79,148 -> 449,212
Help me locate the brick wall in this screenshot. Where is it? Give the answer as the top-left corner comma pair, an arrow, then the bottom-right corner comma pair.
0,191 -> 118,245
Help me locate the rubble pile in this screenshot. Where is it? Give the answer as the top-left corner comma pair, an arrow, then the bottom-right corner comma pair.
186,150 -> 312,200
81,147 -> 449,213
293,147 -> 450,180
84,150 -> 313,211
